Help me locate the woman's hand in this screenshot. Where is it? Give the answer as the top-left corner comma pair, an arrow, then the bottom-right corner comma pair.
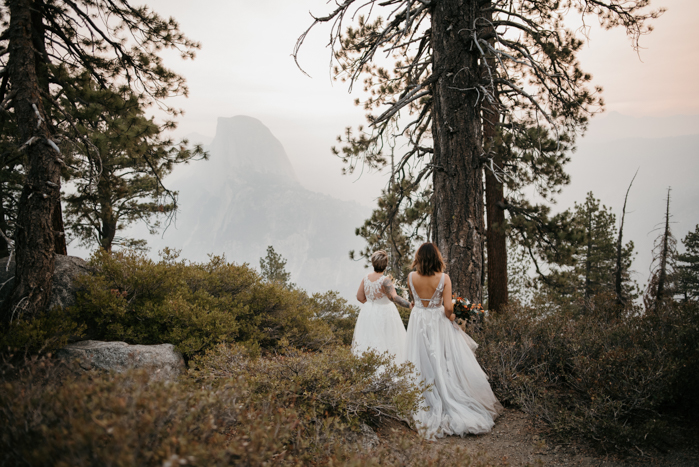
449,313 -> 456,322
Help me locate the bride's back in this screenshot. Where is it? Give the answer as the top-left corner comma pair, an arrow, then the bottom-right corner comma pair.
411,272 -> 445,306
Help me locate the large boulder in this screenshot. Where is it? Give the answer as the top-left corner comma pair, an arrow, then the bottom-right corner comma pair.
57,340 -> 185,380
0,254 -> 89,310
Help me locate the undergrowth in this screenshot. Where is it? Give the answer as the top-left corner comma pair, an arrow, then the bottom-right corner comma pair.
470,295 -> 699,452
0,346 -> 491,466
1,249 -> 360,359
2,250 -> 698,460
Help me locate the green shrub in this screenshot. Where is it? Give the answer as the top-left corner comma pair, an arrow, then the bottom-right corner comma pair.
0,306 -> 86,355
191,342 -> 425,430
72,250 -> 336,358
310,290 -> 360,346
471,296 -> 699,451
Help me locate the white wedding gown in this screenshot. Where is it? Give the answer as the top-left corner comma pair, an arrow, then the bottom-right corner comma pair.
406,272 -> 502,439
351,274 -> 407,365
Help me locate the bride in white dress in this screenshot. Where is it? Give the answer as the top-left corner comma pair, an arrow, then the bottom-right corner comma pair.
352,250 -> 410,364
406,242 -> 502,439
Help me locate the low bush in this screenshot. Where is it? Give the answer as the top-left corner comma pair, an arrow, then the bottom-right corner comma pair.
0,346 -> 493,466
0,306 -> 86,355
470,295 -> 699,451
191,343 -> 425,430
309,290 -> 360,346
0,356 -> 304,466
71,249 -> 341,358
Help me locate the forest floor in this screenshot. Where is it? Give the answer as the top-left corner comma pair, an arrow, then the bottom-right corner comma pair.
375,408 -> 699,466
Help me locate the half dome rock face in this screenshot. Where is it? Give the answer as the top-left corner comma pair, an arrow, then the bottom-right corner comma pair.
143,115 -> 370,300
209,116 -> 299,186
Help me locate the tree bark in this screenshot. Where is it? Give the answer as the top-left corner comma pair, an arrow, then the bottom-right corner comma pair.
1,0 -> 61,322
53,200 -> 67,255
33,0 -> 67,256
482,1 -> 508,312
430,0 -> 485,303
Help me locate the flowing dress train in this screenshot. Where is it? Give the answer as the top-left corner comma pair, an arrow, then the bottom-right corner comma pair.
406,272 -> 502,439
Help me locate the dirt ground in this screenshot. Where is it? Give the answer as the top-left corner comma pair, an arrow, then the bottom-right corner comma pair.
376,408 -> 699,466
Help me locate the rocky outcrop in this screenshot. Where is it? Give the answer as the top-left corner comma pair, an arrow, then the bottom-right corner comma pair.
0,254 -> 89,310
57,340 -> 185,380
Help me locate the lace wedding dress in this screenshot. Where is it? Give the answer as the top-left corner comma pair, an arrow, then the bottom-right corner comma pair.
406,272 -> 502,439
351,274 -> 407,365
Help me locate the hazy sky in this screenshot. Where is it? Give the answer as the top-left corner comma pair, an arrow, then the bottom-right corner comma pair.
62,0 -> 698,290
142,0 -> 699,208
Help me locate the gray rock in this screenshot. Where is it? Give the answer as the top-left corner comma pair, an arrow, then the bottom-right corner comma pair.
57,340 -> 185,380
0,254 -> 90,310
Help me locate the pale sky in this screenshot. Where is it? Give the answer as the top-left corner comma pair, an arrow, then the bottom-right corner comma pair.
64,0 -> 698,287
142,0 -> 699,208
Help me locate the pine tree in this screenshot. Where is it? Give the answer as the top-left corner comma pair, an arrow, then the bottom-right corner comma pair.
295,0 -> 661,305
350,177 -> 431,285
646,189 -> 677,308
63,83 -> 206,252
0,0 -> 199,322
260,246 -> 294,289
676,225 -> 699,302
545,193 -> 636,303
615,170 -> 638,306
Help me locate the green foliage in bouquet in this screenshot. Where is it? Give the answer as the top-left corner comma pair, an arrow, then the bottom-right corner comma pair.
452,294 -> 485,324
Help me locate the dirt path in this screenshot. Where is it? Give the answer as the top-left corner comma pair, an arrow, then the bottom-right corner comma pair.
377,408 -> 699,466
439,408 -> 619,466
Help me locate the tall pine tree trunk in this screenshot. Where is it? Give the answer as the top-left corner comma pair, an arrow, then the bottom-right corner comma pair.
482,1 -> 508,312
32,0 -> 67,256
52,201 -> 67,255
1,0 -> 61,322
430,0 -> 485,303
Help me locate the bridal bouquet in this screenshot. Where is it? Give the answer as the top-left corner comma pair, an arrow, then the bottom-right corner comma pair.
452,294 -> 484,322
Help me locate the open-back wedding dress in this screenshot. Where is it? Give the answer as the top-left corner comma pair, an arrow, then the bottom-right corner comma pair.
351,274 -> 407,365
406,272 -> 502,439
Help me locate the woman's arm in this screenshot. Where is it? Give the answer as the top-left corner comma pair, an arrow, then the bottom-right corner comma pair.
442,274 -> 455,321
383,278 -> 412,308
356,279 -> 367,303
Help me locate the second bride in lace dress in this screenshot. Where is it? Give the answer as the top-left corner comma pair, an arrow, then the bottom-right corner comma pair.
352,250 -> 411,364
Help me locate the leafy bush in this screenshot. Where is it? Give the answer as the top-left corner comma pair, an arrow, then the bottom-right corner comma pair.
0,357 -> 303,466
0,306 -> 86,355
309,291 -> 359,346
471,296 -> 699,451
191,343 -> 425,430
71,249 -> 337,358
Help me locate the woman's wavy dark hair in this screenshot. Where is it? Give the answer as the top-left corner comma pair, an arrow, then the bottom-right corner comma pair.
411,242 -> 445,276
